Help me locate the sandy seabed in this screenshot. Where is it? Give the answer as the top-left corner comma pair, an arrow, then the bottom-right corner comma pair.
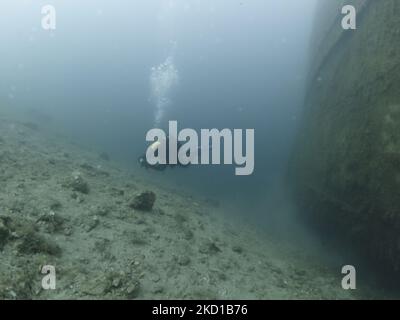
0,109 -> 380,300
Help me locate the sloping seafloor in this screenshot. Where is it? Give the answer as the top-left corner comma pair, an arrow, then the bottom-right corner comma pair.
0,109 -> 390,300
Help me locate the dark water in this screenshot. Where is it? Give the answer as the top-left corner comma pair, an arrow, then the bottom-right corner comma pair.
1,0 -> 398,299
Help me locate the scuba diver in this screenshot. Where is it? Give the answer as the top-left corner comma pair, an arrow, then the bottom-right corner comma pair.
138,137 -> 188,171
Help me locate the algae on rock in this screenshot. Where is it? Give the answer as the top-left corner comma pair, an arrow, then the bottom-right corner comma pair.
289,0 -> 400,273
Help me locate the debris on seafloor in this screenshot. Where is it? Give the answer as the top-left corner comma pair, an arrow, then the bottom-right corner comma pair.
129,191 -> 156,211
17,229 -> 61,256
128,230 -> 148,245
91,204 -> 111,217
36,211 -> 65,234
177,255 -> 191,266
199,239 -> 221,255
125,280 -> 141,299
65,171 -> 90,194
232,245 -> 244,254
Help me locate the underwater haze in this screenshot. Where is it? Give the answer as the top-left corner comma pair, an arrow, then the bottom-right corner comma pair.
1,0 -> 398,300
1,0 -> 315,222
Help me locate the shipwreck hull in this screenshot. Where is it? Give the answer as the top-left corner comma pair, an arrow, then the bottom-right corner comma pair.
289,0 -> 400,272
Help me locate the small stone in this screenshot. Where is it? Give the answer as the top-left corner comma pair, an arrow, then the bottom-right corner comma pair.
217,272 -> 228,281
151,285 -> 164,294
129,191 -> 156,211
9,290 -> 17,299
77,197 -> 85,203
151,275 -> 161,283
125,281 -> 140,299
130,231 -> 147,245
85,216 -> 99,232
199,240 -> 221,255
110,188 -> 124,196
37,211 -> 65,233
183,229 -> 194,240
10,231 -> 19,239
84,280 -> 108,296
112,278 -> 121,288
68,173 -> 90,194
177,256 -> 191,266
95,206 -> 110,217
17,230 -> 61,256
232,245 -> 243,254
49,199 -> 62,211
295,269 -> 307,277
